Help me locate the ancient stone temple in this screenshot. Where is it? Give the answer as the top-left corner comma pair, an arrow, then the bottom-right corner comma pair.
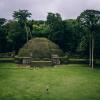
15,37 -> 63,66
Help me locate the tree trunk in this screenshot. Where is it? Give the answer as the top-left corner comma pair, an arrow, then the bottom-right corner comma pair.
29,27 -> 32,39
89,34 -> 92,66
91,33 -> 94,69
25,22 -> 29,43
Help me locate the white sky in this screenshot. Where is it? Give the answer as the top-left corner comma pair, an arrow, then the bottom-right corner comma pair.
0,0 -> 100,20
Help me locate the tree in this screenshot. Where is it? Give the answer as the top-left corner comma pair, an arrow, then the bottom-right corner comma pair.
13,9 -> 32,42
13,10 -> 31,22
31,20 -> 49,38
0,18 -> 7,52
47,13 -> 81,54
47,13 -> 64,33
47,13 -> 66,51
95,25 -> 100,58
5,20 -> 26,52
63,19 -> 82,53
0,18 -> 6,26
77,10 -> 100,68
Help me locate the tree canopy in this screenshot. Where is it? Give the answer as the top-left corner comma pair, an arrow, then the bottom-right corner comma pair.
77,9 -> 100,68
0,9 -> 100,60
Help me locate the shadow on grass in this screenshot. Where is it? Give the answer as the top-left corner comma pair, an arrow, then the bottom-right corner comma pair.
0,95 -> 35,100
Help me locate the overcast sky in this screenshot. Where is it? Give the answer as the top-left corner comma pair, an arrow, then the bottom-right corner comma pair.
0,0 -> 100,20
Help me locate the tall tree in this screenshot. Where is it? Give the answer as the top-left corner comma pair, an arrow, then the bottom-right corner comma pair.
77,10 -> 100,68
47,13 -> 64,33
47,13 -> 81,54
13,9 -> 32,42
47,13 -> 66,50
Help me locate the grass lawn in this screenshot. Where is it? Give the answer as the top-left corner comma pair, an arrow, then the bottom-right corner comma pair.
0,63 -> 100,100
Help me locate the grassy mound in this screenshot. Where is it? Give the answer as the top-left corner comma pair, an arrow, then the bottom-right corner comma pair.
18,38 -> 63,60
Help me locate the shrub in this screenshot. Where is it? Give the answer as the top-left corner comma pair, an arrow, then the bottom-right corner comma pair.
0,58 -> 14,63
69,59 -> 89,64
60,56 -> 69,64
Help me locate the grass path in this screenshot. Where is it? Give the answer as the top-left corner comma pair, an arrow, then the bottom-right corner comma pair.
0,63 -> 100,100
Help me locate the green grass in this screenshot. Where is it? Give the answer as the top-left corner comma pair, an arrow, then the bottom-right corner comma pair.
0,63 -> 100,100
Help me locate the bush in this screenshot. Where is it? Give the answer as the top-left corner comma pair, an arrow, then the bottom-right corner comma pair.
0,52 -> 15,58
60,56 -> 69,64
69,59 -> 89,64
0,58 -> 14,63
